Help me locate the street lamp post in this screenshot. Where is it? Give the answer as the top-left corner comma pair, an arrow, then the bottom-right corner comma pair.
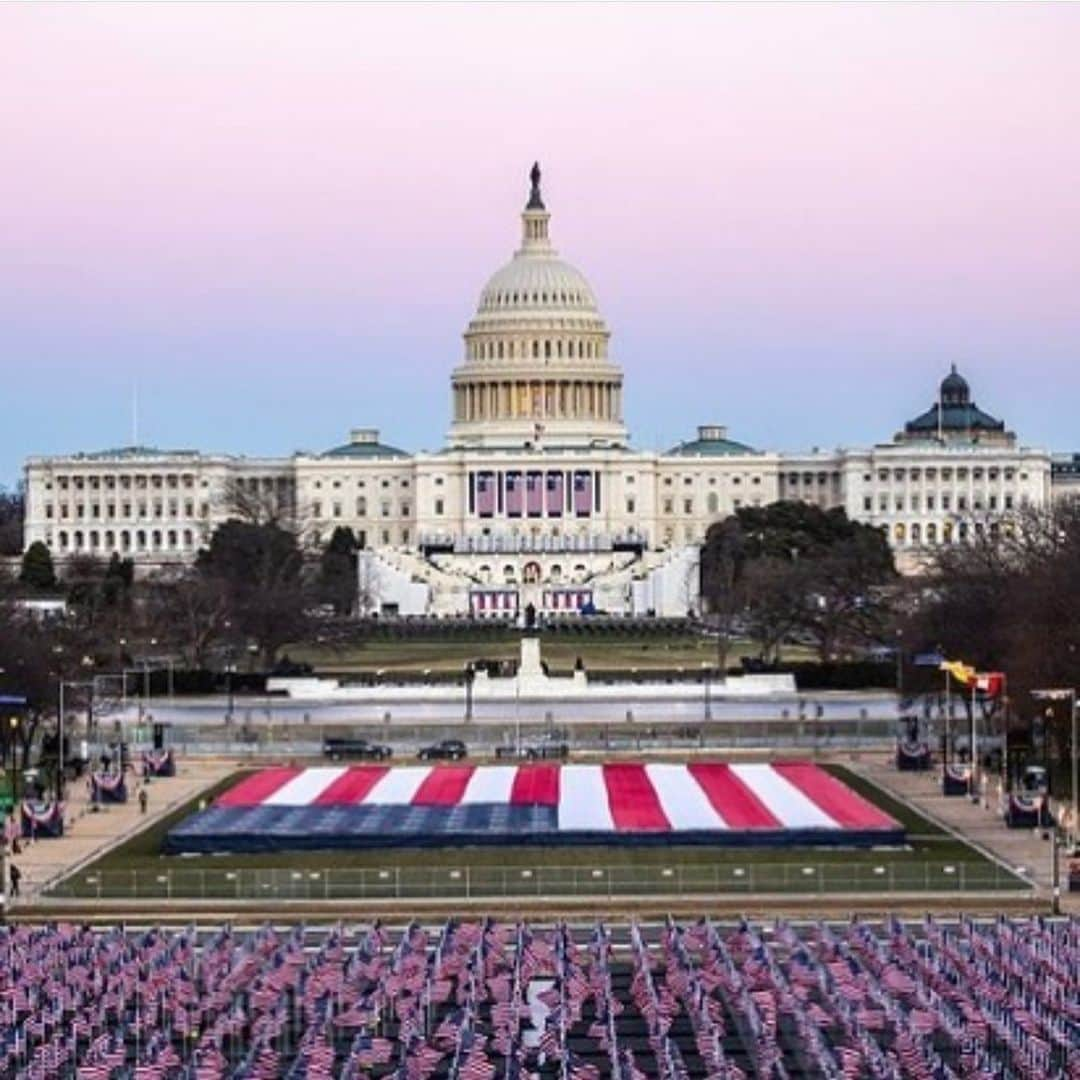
1032,687 -> 1077,851
702,662 -> 712,722
8,716 -> 18,805
56,680 -> 64,803
464,663 -> 475,723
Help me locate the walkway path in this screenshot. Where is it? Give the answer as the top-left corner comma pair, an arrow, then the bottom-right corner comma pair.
5,758 -> 234,904
854,754 -> 1077,910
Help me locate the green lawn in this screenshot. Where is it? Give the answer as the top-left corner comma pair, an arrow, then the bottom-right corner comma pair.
50,764 -> 1027,899
287,636 -> 816,675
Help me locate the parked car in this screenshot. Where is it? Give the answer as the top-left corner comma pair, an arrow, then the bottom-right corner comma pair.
323,737 -> 392,761
417,739 -> 468,761
495,736 -> 569,760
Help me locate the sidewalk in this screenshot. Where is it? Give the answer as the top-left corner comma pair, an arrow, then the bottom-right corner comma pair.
6,757 -> 234,902
854,755 -> 1076,909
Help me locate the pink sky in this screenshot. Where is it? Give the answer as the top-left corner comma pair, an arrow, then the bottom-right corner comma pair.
2,4 -> 1078,478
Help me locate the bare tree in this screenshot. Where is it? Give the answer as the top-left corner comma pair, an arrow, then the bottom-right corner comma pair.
217,476 -> 300,531
144,572 -> 232,668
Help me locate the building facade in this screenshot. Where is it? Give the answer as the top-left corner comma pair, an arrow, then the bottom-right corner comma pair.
23,166 -> 1059,613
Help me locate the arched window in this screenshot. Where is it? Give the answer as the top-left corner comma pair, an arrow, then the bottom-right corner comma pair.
910,523 -> 921,544
707,492 -> 719,515
894,523 -> 906,544
58,531 -> 68,550
105,530 -> 115,549
167,530 -> 177,548
926,523 -> 937,544
532,341 -> 539,358
136,530 -> 146,549
357,497 -> 367,516
152,529 -> 162,549
183,530 -> 193,547
121,531 -> 130,550
73,530 -> 84,550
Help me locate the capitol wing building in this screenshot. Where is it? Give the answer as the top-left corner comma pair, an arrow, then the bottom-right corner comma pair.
23,166 -> 1065,617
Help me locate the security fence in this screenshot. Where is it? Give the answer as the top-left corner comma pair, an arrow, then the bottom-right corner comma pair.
148,715 -> 899,760
47,858 -> 1028,902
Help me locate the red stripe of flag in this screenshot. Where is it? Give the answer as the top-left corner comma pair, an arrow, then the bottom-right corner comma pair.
411,765 -> 475,805
509,763 -> 560,805
312,766 -> 391,805
687,763 -> 781,828
771,762 -> 898,829
603,763 -> 670,831
215,767 -> 302,807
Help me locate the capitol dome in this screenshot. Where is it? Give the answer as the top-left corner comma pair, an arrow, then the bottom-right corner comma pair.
448,164 -> 626,450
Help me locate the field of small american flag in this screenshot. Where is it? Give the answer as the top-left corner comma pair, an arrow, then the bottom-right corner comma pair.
2,915 -> 1077,1079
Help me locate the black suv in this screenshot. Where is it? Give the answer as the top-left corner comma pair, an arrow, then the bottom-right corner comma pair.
417,739 -> 468,761
323,737 -> 393,761
495,738 -> 569,760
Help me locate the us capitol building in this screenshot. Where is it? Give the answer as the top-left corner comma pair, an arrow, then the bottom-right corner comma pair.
23,165 -> 1071,617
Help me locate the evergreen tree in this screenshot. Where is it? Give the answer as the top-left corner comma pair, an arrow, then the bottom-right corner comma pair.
19,540 -> 56,591
318,526 -> 359,615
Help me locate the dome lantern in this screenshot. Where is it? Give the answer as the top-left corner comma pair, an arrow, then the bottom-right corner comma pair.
520,161 -> 552,252
940,364 -> 970,406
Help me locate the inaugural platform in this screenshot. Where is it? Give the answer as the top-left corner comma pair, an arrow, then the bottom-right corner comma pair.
165,761 -> 902,853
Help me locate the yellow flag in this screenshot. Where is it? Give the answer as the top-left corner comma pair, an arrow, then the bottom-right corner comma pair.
939,659 -> 976,686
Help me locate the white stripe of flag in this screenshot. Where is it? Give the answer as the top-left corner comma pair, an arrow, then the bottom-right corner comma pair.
557,765 -> 614,831
363,766 -> 432,805
730,763 -> 837,829
645,763 -> 728,830
262,767 -> 346,806
459,766 -> 518,805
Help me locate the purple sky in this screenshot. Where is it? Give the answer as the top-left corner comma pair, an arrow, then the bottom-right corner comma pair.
2,4 -> 1079,485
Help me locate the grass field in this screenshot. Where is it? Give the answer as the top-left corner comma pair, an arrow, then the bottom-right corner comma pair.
50,763 -> 1027,900
287,636 -> 816,675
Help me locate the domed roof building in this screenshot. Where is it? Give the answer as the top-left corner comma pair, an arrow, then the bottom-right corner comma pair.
896,365 -> 1013,446
448,163 -> 626,450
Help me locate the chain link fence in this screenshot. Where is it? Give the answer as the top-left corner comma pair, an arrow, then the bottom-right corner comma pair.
48,858 -> 1027,902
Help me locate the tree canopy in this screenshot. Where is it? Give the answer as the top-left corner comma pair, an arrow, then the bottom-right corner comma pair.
318,526 -> 359,616
195,519 -> 309,665
19,540 -> 56,591
701,501 -> 896,662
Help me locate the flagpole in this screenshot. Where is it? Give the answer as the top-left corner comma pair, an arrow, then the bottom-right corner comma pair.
971,679 -> 979,804
944,668 -> 951,767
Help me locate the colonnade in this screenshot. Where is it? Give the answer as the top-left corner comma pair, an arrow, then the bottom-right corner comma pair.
452,379 -> 622,423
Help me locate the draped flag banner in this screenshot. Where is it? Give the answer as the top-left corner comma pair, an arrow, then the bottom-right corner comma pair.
943,763 -> 972,797
896,738 -> 932,771
1005,791 -> 1054,828
91,772 -> 128,804
165,761 -> 903,854
20,799 -> 64,838
142,748 -> 176,778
